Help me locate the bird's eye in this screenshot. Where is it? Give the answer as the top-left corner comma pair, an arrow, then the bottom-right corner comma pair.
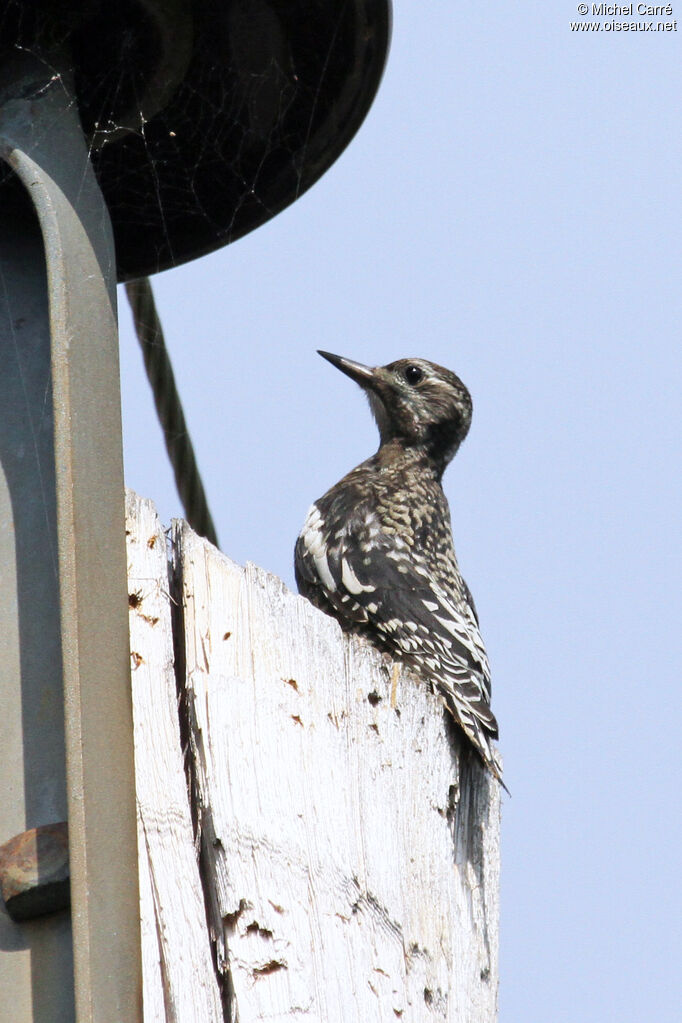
404,365 -> 423,385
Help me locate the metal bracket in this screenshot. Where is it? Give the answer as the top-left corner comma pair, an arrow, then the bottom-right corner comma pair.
0,53 -> 141,1022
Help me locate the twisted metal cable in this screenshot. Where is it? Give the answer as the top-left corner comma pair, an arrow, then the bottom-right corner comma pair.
125,277 -> 219,548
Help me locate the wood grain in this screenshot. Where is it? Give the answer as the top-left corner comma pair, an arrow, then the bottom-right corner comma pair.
126,492 -> 223,1022
171,516 -> 500,1023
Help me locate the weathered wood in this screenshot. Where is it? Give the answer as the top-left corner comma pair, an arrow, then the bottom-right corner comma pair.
125,493 -> 500,1021
126,493 -> 223,1022
171,517 -> 501,1023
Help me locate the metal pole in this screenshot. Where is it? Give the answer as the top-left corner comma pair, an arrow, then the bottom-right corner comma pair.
0,54 -> 141,1021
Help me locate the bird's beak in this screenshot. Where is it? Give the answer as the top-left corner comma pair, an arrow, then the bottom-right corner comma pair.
317,351 -> 377,389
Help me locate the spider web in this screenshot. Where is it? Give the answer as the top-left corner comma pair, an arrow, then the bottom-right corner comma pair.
0,0 -> 389,280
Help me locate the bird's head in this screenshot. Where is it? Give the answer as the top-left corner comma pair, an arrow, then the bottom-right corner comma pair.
318,351 -> 473,473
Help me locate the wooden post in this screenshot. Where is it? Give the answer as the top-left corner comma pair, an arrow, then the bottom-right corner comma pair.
126,494 -> 223,1021
126,493 -> 500,1023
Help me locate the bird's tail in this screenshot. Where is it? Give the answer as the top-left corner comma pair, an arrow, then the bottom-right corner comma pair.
438,684 -> 509,794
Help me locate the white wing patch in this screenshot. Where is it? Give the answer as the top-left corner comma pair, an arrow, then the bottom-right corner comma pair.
340,557 -> 375,595
300,504 -> 337,592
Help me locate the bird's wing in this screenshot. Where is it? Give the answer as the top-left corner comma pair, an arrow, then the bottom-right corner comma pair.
461,577 -> 480,627
296,502 -> 497,752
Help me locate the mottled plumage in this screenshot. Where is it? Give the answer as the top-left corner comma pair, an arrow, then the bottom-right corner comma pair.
295,352 -> 502,782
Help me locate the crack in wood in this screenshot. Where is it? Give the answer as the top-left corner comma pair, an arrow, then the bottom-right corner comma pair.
252,960 -> 287,978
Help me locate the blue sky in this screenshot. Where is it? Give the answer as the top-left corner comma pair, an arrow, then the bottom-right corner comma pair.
118,5 -> 682,1020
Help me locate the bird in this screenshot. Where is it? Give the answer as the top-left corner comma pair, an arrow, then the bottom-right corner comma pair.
295,351 -> 502,783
